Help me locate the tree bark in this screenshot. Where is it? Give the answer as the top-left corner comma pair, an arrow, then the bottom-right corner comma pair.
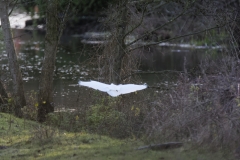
0,0 -> 26,117
233,0 -> 240,59
0,80 -> 9,112
37,0 -> 59,122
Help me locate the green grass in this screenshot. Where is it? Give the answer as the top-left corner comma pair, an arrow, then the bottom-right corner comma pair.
0,113 -> 235,160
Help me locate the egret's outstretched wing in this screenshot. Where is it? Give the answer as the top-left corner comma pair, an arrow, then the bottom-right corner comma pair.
79,80 -> 147,97
118,84 -> 147,94
79,80 -> 110,92
107,90 -> 121,97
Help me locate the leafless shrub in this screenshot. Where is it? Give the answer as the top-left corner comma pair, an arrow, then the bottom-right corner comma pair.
143,56 -> 240,150
96,2 -> 140,84
30,124 -> 58,144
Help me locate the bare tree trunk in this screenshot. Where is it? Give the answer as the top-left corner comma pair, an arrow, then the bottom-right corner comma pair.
0,0 -> 26,117
37,0 -> 59,122
233,0 -> 240,59
37,0 -> 70,122
112,0 -> 128,84
0,80 -> 9,112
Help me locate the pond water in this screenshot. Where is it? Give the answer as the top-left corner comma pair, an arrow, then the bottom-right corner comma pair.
0,28 -> 222,108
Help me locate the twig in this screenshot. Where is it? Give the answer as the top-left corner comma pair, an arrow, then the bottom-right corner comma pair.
129,22 -> 229,52
8,0 -> 18,16
127,2 -> 188,47
122,70 -> 182,81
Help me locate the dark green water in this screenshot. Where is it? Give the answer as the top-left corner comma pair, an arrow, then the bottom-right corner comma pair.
0,29 -> 221,108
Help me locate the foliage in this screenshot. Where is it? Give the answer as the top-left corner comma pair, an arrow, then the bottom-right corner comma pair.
46,111 -> 82,132
44,93 -> 146,139
0,112 -> 235,160
21,90 -> 39,120
0,98 -> 12,113
86,97 -> 129,138
20,0 -> 113,15
70,0 -> 111,13
190,29 -> 228,46
30,124 -> 59,144
6,0 -> 240,158
45,95 -> 133,138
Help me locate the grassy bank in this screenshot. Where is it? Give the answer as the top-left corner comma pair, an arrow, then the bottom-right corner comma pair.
0,113 -> 234,160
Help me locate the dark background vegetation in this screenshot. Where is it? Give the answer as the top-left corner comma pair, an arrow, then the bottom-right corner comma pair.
1,0 -> 240,159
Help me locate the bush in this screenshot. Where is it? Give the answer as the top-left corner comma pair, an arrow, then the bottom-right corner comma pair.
21,90 -> 39,121
144,56 -> 240,150
30,124 -> 59,144
46,111 -> 83,132
86,97 -> 130,138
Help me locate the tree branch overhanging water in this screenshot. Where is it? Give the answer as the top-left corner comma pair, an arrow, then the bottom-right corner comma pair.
128,22 -> 230,52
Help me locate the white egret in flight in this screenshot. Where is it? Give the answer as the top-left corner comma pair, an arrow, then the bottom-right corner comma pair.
79,80 -> 147,97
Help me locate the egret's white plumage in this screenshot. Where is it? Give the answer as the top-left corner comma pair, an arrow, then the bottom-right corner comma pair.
79,80 -> 147,97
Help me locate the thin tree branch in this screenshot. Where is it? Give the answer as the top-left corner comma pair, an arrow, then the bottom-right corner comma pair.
123,0 -> 161,39
128,23 -> 228,52
127,1 -> 193,47
57,0 -> 71,43
122,70 -> 182,81
8,0 -> 18,16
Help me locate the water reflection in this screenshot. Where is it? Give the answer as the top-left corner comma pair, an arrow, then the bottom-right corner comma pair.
0,29 -> 93,106
0,29 -> 221,107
